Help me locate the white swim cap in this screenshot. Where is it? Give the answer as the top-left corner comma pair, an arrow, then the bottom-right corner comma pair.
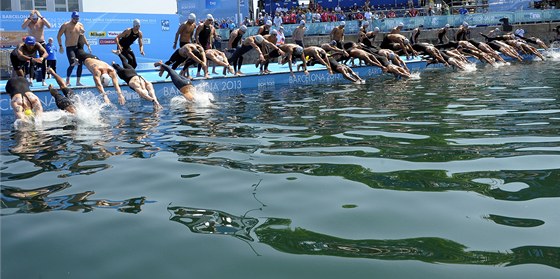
340,21 -> 346,26
363,21 -> 369,26
266,20 -> 272,26
188,13 -> 196,21
300,20 -> 306,25
207,14 -> 214,21
133,19 -> 141,27
495,27 -> 500,32
398,22 -> 404,27
373,27 -> 380,32
101,73 -> 112,86
463,21 -> 469,26
255,35 -> 264,43
294,46 -> 304,55
240,25 -> 247,32
270,29 -> 278,35
445,24 -> 450,28
31,13 -> 39,20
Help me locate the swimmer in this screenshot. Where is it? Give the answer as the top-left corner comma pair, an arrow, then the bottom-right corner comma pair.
300,46 -> 333,75
80,54 -> 125,105
346,47 -> 387,70
10,36 -> 48,82
154,61 -> 196,102
514,33 -> 548,50
256,30 -> 285,74
412,43 -> 449,66
111,51 -> 162,110
321,40 -> 349,61
504,39 -> 545,61
468,39 -> 507,63
381,34 -> 418,59
115,19 -> 144,69
205,49 -> 235,76
437,24 -> 450,44
278,43 -> 308,77
5,76 -> 43,121
173,13 -> 197,49
327,57 -> 365,83
228,35 -> 273,75
47,67 -> 76,114
330,21 -> 346,49
378,49 -> 410,73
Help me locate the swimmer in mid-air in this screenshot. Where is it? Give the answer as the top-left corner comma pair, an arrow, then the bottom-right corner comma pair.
47,67 -> 76,114
112,51 -> 162,110
154,61 -> 196,102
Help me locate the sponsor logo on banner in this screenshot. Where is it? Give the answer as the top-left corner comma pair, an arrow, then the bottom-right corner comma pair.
89,31 -> 106,37
107,31 -> 120,38
161,20 -> 170,31
87,39 -> 98,46
206,0 -> 220,9
99,38 -> 116,45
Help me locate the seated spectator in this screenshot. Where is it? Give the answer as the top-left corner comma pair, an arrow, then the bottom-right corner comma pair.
459,6 -> 469,15
409,7 -> 418,17
387,9 -> 396,18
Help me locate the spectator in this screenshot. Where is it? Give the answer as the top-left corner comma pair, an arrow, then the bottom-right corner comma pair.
45,37 -> 57,79
277,26 -> 286,46
459,5 -> 469,15
293,20 -> 307,47
274,12 -> 283,27
387,9 -> 397,18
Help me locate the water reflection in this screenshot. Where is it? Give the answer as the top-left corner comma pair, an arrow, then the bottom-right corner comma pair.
168,203 -> 559,269
1,182 -> 148,214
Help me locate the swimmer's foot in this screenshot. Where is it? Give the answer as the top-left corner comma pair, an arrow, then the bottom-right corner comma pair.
111,49 -> 120,55
76,82 -> 84,86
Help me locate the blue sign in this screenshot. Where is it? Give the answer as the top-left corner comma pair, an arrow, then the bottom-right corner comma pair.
177,0 -> 249,23
206,0 -> 220,9
1,11 -> 179,75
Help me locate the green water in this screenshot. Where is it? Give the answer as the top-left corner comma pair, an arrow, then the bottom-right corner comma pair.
1,59 -> 559,278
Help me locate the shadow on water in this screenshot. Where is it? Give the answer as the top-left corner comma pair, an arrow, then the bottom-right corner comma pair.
1,182 -> 150,215
166,181 -> 559,269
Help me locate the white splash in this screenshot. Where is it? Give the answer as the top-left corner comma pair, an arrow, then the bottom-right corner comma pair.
71,91 -> 110,127
169,84 -> 216,111
492,61 -> 510,68
409,72 -> 421,80
543,48 -> 560,61
461,63 -> 478,72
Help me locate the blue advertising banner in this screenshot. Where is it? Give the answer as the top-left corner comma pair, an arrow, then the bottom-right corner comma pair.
488,0 -> 532,12
1,11 -> 179,76
177,0 -> 249,23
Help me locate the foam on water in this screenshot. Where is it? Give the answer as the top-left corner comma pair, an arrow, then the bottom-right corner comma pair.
461,63 -> 477,72
169,85 -> 216,111
13,91 -> 109,131
492,61 -> 510,68
71,91 -> 110,127
409,72 -> 421,80
543,48 -> 560,61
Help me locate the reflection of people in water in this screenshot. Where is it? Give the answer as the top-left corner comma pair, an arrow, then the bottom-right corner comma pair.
168,205 -> 259,241
1,183 -> 148,214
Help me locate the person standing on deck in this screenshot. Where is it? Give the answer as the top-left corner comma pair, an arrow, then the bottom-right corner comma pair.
226,25 -> 247,73
293,20 -> 307,48
195,14 -> 217,77
437,24 -> 450,44
174,13 -> 197,49
258,20 -> 272,36
57,11 -> 86,86
21,10 -> 51,86
330,21 -> 346,50
115,19 -> 144,69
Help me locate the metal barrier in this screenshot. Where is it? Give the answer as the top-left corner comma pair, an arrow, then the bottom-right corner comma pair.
216,9 -> 560,40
